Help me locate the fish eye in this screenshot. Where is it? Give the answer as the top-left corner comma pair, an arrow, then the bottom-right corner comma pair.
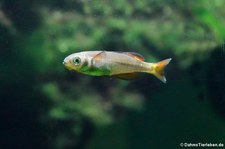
73,57 -> 81,65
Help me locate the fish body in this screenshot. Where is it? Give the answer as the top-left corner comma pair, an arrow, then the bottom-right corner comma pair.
63,51 -> 171,83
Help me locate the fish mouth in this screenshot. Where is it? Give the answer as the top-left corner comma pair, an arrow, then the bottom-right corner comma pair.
63,61 -> 75,71
63,61 -> 67,66
63,57 -> 70,65
63,59 -> 71,69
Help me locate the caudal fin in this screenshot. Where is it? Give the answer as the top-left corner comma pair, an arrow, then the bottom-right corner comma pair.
153,58 -> 172,83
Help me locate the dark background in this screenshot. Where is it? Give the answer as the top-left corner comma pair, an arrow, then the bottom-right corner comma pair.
0,0 -> 225,149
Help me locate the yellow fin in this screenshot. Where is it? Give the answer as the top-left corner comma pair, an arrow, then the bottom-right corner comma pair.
123,52 -> 145,61
112,73 -> 138,80
153,58 -> 172,83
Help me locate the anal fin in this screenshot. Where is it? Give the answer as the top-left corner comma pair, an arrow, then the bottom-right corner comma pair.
112,73 -> 138,80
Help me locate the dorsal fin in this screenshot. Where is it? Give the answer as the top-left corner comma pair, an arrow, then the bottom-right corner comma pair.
123,52 -> 145,61
112,73 -> 139,80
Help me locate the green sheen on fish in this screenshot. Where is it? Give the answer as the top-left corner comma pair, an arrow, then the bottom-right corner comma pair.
63,51 -> 171,83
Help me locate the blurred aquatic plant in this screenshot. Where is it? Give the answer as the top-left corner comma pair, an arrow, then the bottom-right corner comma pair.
41,0 -> 225,69
42,83 -> 114,126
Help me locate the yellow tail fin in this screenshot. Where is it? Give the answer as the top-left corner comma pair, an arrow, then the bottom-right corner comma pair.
153,58 -> 172,83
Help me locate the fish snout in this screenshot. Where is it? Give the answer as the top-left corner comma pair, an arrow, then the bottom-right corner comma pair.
63,58 -> 70,68
63,58 -> 74,70
63,58 -> 69,65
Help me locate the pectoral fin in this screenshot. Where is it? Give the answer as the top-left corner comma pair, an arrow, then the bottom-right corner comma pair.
112,73 -> 138,80
91,51 -> 107,68
92,51 -> 107,61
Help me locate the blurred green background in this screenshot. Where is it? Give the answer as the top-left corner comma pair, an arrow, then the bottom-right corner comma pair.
1,0 -> 225,148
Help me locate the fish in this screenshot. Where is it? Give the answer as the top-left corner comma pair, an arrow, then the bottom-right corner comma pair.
63,51 -> 171,83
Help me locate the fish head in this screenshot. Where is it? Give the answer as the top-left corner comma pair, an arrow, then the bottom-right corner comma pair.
63,52 -> 89,72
